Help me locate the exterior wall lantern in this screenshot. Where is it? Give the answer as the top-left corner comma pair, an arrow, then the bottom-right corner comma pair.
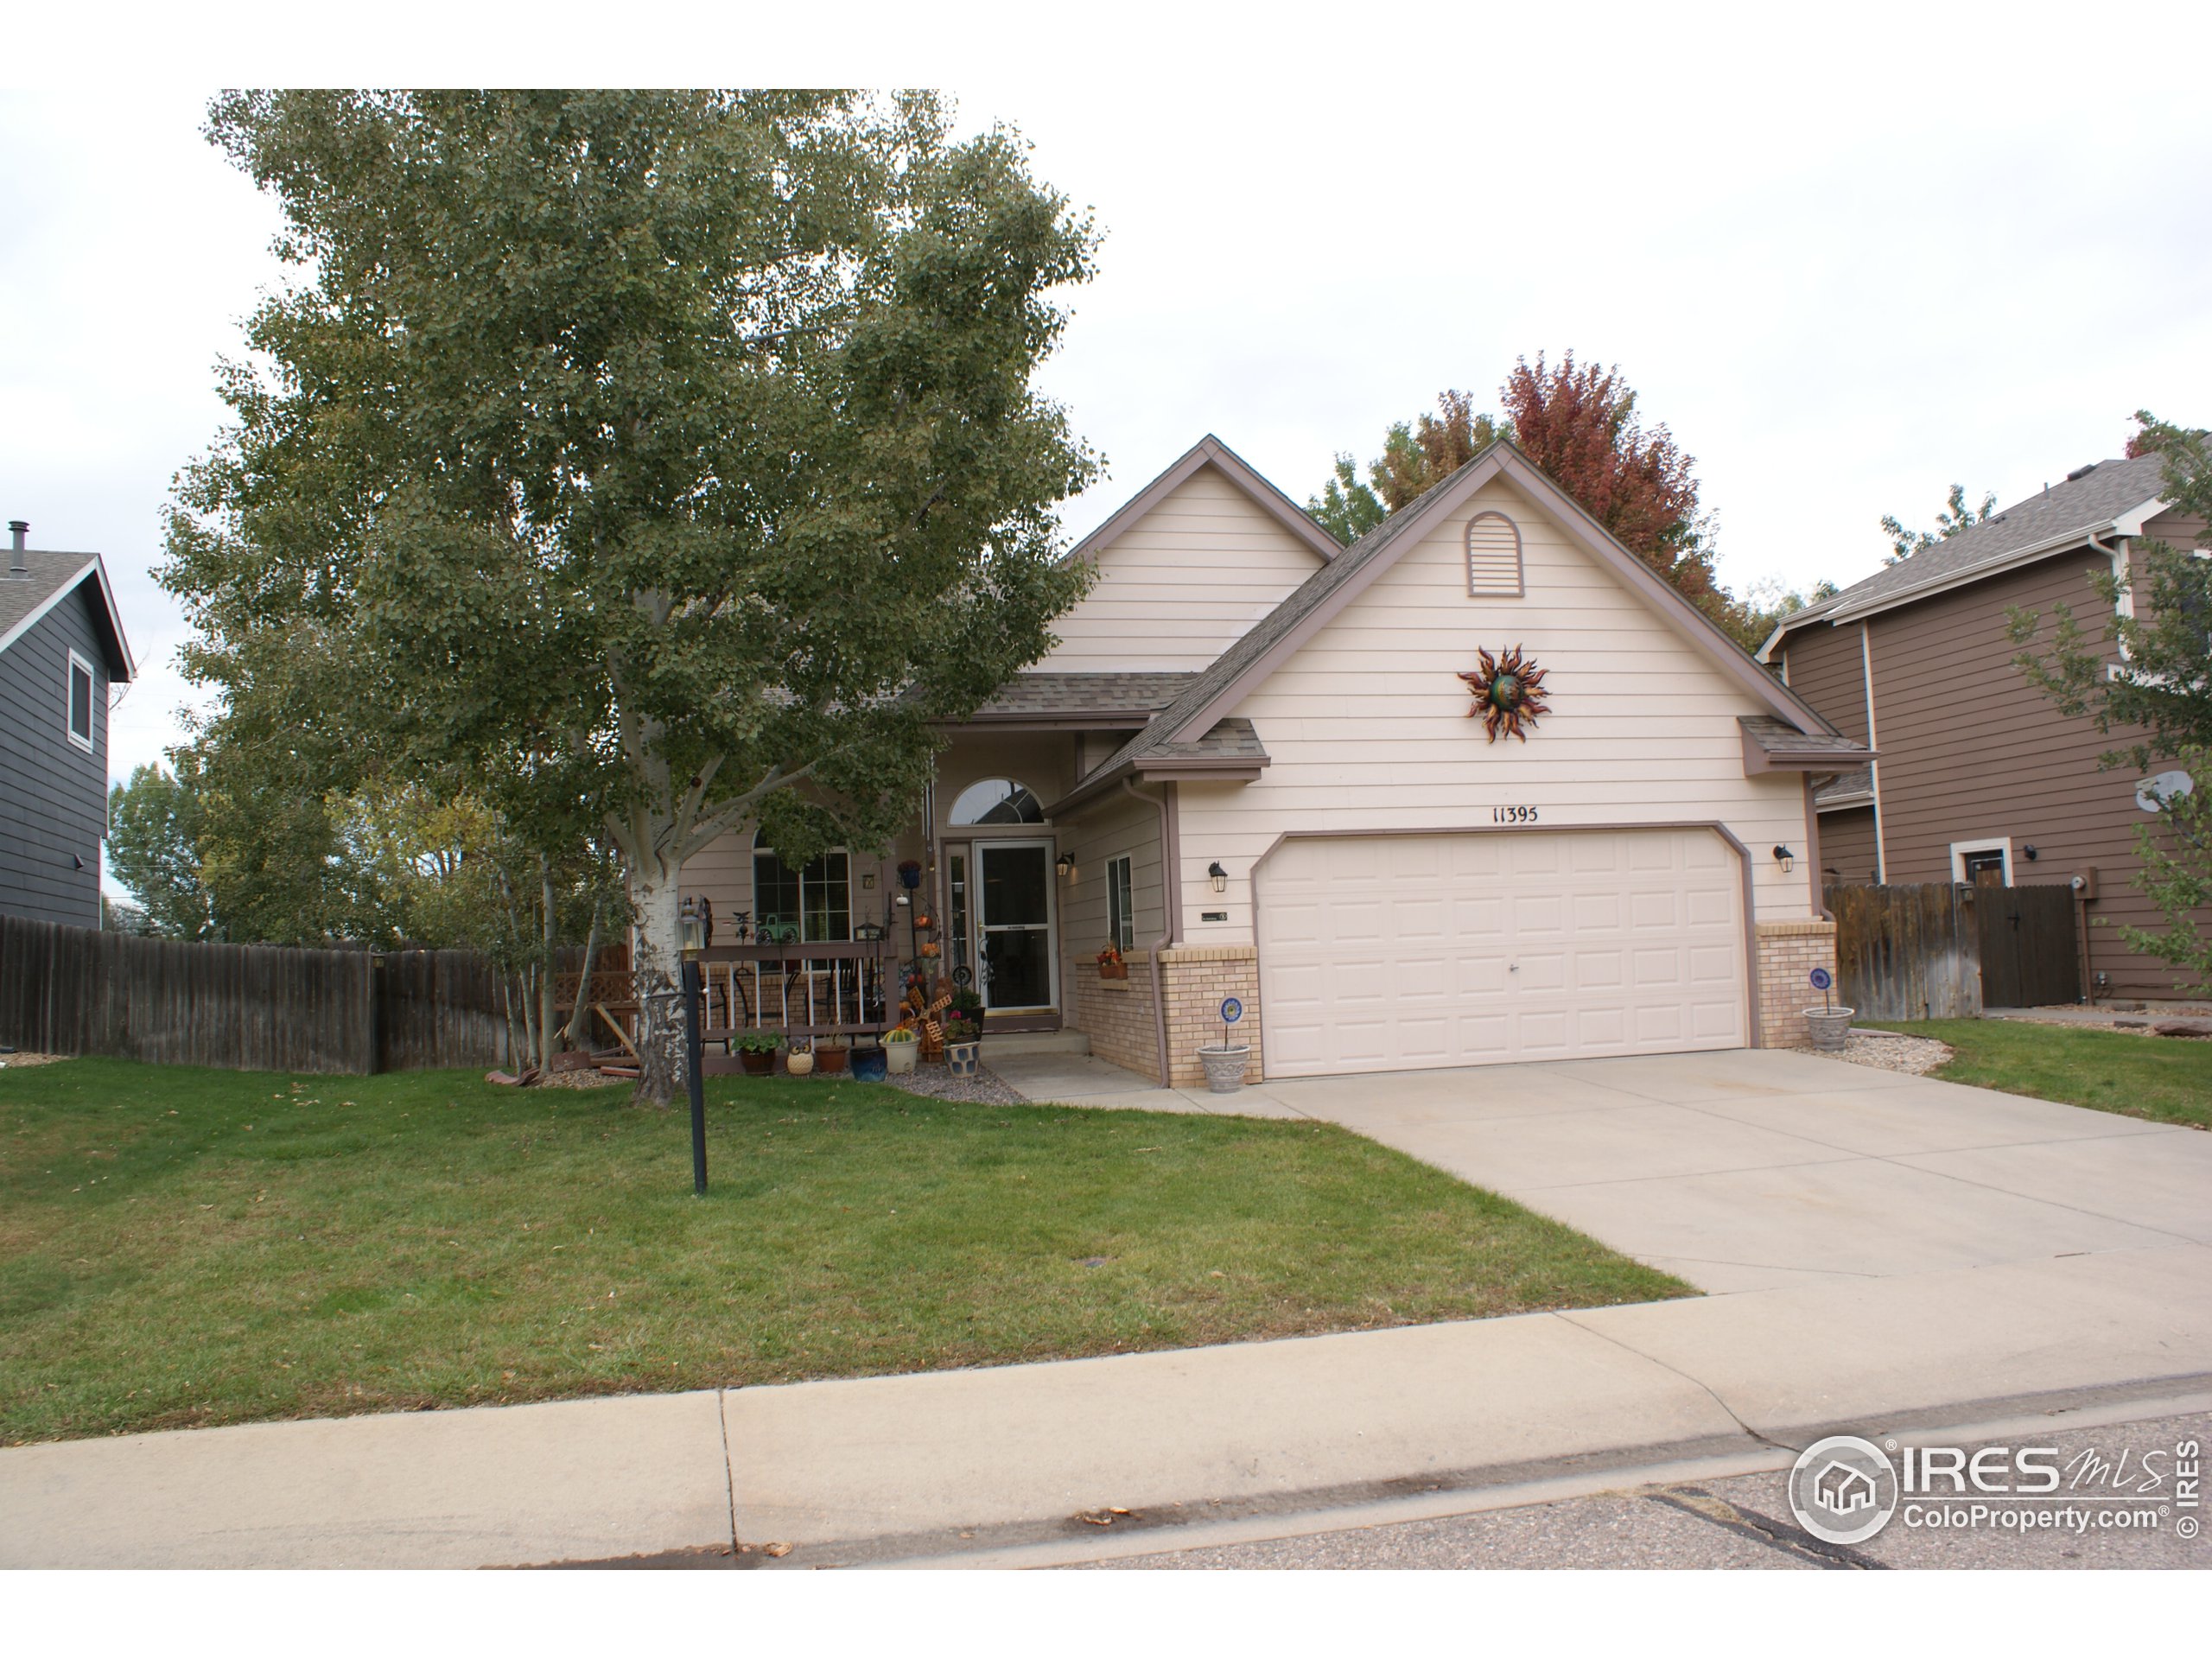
1056,852 -> 1077,880
678,897 -> 707,957
1208,861 -> 1229,893
1771,845 -> 1795,874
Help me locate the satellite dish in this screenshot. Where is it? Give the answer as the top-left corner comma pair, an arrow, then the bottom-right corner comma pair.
2136,770 -> 2196,813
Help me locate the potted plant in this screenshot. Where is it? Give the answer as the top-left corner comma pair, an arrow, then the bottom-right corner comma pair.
736,1030 -> 780,1077
1803,969 -> 1853,1053
943,1017 -> 981,1078
817,1035 -> 849,1076
1196,1043 -> 1250,1094
785,1038 -> 815,1077
882,1024 -> 920,1076
1096,944 -> 1128,981
849,1040 -> 887,1083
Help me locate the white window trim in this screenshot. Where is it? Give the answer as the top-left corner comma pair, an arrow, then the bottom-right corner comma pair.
749,840 -> 855,943
1948,836 -> 2012,886
65,649 -> 96,753
1106,854 -> 1135,953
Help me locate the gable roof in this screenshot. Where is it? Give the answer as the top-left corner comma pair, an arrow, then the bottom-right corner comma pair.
960,671 -> 1196,728
1050,441 -> 1845,815
1060,433 -> 1344,572
1763,452 -> 2170,652
0,549 -> 135,680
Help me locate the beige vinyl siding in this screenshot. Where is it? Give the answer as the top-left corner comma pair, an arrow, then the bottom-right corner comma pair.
1175,477 -> 1813,945
1777,620 -> 1869,745
1040,463 -> 1327,671
1864,548 -> 2202,999
1056,790 -> 1165,961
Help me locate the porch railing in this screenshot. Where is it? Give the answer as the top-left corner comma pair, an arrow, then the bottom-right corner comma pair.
690,939 -> 900,1044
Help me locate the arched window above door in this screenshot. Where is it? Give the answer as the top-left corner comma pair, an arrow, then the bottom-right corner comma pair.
949,779 -> 1044,825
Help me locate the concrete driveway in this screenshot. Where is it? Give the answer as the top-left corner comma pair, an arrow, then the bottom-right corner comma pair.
989,1046 -> 2212,1294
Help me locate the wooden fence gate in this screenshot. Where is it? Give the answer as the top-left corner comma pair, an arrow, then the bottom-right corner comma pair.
1826,880 -> 2083,1020
1972,875 -> 2082,1010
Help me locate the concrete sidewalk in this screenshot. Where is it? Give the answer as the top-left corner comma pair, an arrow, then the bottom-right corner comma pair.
6,1241 -> 2209,1567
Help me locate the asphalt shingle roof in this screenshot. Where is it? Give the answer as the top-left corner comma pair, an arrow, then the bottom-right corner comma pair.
1791,453 -> 2169,626
0,550 -> 99,643
970,671 -> 1197,719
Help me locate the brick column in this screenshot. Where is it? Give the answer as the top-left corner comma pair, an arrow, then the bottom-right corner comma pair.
1158,944 -> 1262,1087
1756,918 -> 1839,1048
1065,950 -> 1163,1082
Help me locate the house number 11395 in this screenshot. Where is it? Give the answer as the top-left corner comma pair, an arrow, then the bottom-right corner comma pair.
1491,806 -> 1539,823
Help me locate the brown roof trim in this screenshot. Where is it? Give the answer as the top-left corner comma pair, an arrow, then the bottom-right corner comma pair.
1060,433 -> 1342,571
1162,443 -> 1837,746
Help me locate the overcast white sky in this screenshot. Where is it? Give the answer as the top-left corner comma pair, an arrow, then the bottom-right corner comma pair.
6,3 -> 2209,834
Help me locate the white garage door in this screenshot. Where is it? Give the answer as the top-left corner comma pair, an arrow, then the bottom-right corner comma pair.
1256,829 -> 1747,1077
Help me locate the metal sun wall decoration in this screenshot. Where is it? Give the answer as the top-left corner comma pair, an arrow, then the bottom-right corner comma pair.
1457,645 -> 1551,742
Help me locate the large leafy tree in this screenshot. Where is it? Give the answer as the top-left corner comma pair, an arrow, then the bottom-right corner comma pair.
106,763 -> 219,940
1312,354 -> 1798,650
2010,412 -> 2212,991
1879,483 -> 1996,564
163,91 -> 1099,1101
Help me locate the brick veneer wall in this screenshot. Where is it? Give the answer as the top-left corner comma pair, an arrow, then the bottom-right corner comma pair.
1064,944 -> 1263,1085
1757,918 -> 1839,1049
1066,950 -> 1161,1080
1159,944 -> 1262,1087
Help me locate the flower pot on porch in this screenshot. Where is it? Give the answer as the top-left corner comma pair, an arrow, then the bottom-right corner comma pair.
884,1036 -> 919,1075
817,1045 -> 849,1076
849,1046 -> 887,1084
740,1049 -> 774,1077
1096,962 -> 1128,981
944,1040 -> 981,1077
1198,1045 -> 1250,1095
1803,1007 -> 1855,1052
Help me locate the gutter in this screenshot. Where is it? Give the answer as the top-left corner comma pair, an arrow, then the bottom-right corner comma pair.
1122,778 -> 1179,1086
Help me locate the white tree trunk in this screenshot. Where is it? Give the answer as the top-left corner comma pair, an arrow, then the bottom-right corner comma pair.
628,863 -> 686,1106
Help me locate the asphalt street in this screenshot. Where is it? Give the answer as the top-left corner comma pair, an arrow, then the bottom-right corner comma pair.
1073,1412 -> 2212,1570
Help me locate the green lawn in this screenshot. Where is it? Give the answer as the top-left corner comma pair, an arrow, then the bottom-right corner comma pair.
0,1058 -> 1688,1446
1864,1019 -> 2212,1130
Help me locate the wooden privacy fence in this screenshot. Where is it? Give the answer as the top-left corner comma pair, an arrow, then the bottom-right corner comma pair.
0,916 -> 543,1075
1826,879 -> 2082,1020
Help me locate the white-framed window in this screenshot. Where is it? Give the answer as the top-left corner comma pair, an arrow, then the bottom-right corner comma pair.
1948,837 -> 2012,886
751,832 -> 852,942
66,650 -> 95,753
1465,511 -> 1525,598
1106,854 -> 1135,953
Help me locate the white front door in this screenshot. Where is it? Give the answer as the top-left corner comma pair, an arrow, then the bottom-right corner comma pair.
975,840 -> 1057,1011
1256,829 -> 1747,1077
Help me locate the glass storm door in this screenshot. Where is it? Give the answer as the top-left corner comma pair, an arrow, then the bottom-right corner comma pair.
976,841 -> 1055,1010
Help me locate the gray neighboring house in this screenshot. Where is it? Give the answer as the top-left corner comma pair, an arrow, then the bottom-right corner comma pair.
0,520 -> 136,927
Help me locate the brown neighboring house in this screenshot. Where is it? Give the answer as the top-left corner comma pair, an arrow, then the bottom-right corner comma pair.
1761,451 -> 2209,1006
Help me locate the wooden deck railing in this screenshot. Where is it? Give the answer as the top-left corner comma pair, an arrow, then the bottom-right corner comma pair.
690,939 -> 900,1043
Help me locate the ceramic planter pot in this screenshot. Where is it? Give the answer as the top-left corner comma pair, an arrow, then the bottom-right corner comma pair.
1096,962 -> 1128,981
1803,1007 -> 1855,1052
1198,1045 -> 1250,1094
817,1046 -> 849,1076
944,1040 -> 981,1078
849,1046 -> 887,1083
785,1050 -> 816,1077
740,1048 -> 774,1077
884,1039 -> 919,1076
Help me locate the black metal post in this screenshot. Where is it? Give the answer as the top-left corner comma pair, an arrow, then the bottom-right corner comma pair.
682,956 -> 708,1196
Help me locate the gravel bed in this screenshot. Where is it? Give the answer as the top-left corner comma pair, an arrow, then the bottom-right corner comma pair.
1796,1027 -> 1954,1076
880,1059 -> 1027,1105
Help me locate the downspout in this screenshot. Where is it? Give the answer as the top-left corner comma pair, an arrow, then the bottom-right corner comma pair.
1122,778 -> 1179,1086
2081,527 -> 2125,1003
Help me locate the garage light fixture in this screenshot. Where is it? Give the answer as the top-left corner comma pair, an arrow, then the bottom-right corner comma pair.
1208,861 -> 1228,893
1772,845 -> 1795,874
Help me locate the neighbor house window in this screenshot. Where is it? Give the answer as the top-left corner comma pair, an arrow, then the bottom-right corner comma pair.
752,838 -> 851,942
1949,838 -> 2011,886
66,652 -> 95,753
1107,855 -> 1135,953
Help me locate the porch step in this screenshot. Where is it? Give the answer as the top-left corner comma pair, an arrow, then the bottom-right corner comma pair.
981,1030 -> 1091,1058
